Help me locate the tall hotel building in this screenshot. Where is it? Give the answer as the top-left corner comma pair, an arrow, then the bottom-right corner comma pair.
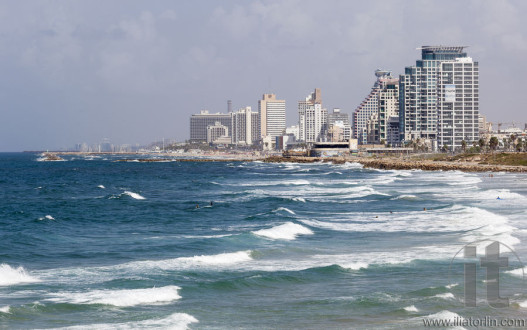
258,94 -> 286,142
399,46 -> 477,147
231,106 -> 260,146
190,110 -> 232,142
298,88 -> 328,143
353,70 -> 394,144
437,57 -> 479,150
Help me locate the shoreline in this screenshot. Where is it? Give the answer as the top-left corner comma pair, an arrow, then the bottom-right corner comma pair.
41,152 -> 527,173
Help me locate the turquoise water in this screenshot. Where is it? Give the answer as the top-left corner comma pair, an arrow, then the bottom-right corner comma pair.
1,153 -> 527,329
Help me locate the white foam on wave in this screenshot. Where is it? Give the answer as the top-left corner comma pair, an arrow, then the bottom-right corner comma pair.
339,162 -> 363,169
273,207 -> 296,215
445,283 -> 458,289
404,305 -> 418,312
0,264 -> 40,286
339,262 -> 369,270
424,310 -> 465,322
57,312 -> 198,329
292,197 -> 306,203
520,300 -> 527,308
97,185 -> 105,189
47,286 -> 181,307
506,267 -> 526,278
0,306 -> 10,313
252,222 -> 313,240
390,194 -> 418,200
434,292 -> 455,300
123,191 -> 145,200
299,205 -> 519,247
40,251 -> 255,284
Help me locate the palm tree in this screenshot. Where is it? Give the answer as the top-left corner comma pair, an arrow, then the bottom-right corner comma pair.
478,138 -> 486,153
489,137 -> 499,151
461,140 -> 467,153
516,139 -> 523,152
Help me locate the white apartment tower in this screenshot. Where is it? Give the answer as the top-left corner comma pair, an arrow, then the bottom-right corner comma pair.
259,94 -> 286,141
231,107 -> 260,146
437,57 -> 479,151
298,88 -> 328,143
399,46 -> 470,143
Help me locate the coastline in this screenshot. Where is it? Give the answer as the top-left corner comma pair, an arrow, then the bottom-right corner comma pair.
40,151 -> 527,173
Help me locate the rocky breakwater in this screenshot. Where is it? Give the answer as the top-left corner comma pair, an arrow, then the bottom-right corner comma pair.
357,157 -> 527,173
263,156 -> 347,164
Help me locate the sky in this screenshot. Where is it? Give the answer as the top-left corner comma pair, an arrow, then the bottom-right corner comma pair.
1,0 -> 526,151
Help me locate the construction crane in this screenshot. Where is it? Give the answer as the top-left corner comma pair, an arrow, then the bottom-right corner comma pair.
497,122 -> 516,133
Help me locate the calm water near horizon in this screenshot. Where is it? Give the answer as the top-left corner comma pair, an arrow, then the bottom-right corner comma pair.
1,152 -> 527,328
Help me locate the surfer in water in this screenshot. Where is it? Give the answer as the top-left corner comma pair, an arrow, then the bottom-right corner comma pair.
497,196 -> 501,200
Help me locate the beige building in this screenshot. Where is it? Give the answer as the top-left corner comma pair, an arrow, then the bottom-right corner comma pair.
259,94 -> 286,142
206,122 -> 229,144
299,88 -> 327,143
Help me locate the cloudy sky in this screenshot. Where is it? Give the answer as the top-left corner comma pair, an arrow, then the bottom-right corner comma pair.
0,0 -> 526,151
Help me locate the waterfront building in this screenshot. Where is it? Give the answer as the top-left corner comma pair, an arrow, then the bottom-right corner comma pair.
231,107 -> 260,146
399,46 -> 469,145
353,70 -> 393,144
298,88 -> 328,143
378,78 -> 400,145
366,113 -> 379,144
328,108 -> 351,141
437,56 -> 479,151
285,125 -> 300,140
258,94 -> 286,143
190,110 -> 232,142
206,122 -> 229,144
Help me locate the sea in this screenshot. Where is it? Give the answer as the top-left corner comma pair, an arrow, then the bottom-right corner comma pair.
1,152 -> 527,329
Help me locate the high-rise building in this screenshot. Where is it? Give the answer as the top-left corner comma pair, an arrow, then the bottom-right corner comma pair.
378,78 -> 400,145
298,88 -> 327,143
437,56 -> 479,151
259,94 -> 286,142
231,107 -> 260,145
206,122 -> 229,144
190,110 -> 232,142
399,46 -> 469,143
353,70 -> 393,144
328,108 -> 351,141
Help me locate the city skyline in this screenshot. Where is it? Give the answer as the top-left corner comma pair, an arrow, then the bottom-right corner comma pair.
1,0 -> 526,151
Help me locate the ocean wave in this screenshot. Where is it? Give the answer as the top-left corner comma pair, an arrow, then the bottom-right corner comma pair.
97,185 -> 105,189
123,191 -> 146,200
423,310 -> 465,322
299,206 -> 518,247
38,215 -> 55,221
506,267 -> 526,278
47,286 -> 181,307
252,222 -> 313,240
57,312 -> 198,329
338,262 -> 369,270
0,264 -> 40,286
0,306 -> 10,313
390,194 -> 418,200
404,305 -> 418,312
272,207 -> 296,215
291,197 -> 306,203
433,292 -> 455,300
